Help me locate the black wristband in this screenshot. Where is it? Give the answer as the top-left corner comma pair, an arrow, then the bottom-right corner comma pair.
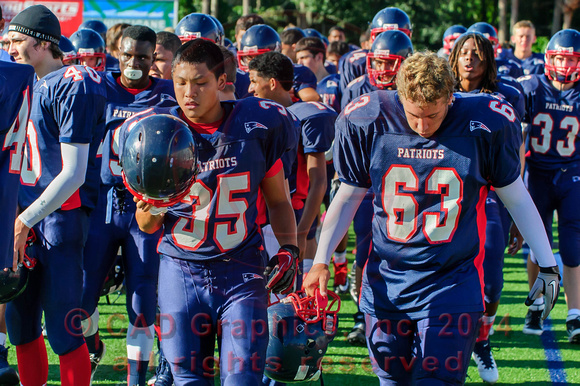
280,244 -> 300,259
539,265 -> 560,277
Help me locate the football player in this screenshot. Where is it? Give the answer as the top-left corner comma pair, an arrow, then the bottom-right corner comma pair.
249,51 -> 336,279
7,5 -> 107,385
518,29 -> 580,343
238,24 -> 321,102
502,20 -> 545,75
79,25 -> 177,385
305,51 -> 560,384
131,38 -> 298,384
281,27 -> 306,63
149,31 -> 181,80
70,28 -> 107,71
0,56 -> 34,386
437,24 -> 467,59
449,31 -> 526,384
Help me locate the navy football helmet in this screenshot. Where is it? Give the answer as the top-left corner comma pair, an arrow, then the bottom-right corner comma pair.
442,25 -> 467,55
370,7 -> 412,41
70,28 -> 106,71
367,30 -> 413,89
238,24 -> 281,71
121,114 -> 198,207
79,20 -> 107,39
467,22 -> 499,52
544,29 -> 580,83
176,13 -> 221,44
207,15 -> 225,45
0,230 -> 37,304
265,290 -> 341,383
59,35 -> 77,65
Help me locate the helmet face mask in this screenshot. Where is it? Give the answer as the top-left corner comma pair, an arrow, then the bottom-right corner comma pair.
121,114 -> 199,208
70,29 -> 107,71
442,25 -> 467,55
544,29 -> 580,84
237,25 -> 281,71
366,30 -> 413,89
0,230 -> 37,304
265,290 -> 340,383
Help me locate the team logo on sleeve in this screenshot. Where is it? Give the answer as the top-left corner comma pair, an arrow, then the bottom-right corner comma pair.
470,120 -> 491,133
160,93 -> 177,103
242,273 -> 264,282
244,121 -> 268,133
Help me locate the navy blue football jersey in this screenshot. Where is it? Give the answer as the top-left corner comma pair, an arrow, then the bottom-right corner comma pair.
0,61 -> 34,268
518,74 -> 580,169
341,74 -> 378,111
100,72 -> 177,186
234,69 -> 251,99
316,73 -> 341,113
126,98 -> 295,261
286,101 -> 337,208
464,81 -> 525,120
339,49 -> 368,92
19,65 -> 107,210
293,64 -> 317,93
336,91 -> 522,319
496,58 -> 524,79
501,51 -> 544,75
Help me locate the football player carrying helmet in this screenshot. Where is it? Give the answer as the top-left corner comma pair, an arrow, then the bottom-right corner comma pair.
237,24 -> 281,71
366,30 -> 413,89
70,28 -> 106,71
370,7 -> 412,41
121,114 -> 198,208
544,29 -> 580,83
175,13 -> 221,44
265,290 -> 340,383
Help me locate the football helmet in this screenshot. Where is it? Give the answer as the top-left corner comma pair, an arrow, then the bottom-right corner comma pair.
442,25 -> 467,55
0,230 -> 37,304
70,28 -> 106,71
238,24 -> 281,71
544,29 -> 580,83
367,30 -> 413,89
59,35 -> 77,65
79,20 -> 107,39
121,114 -> 198,207
265,290 -> 341,383
467,22 -> 499,52
207,15 -> 225,45
370,7 -> 412,41
175,13 -> 221,44
100,254 -> 125,298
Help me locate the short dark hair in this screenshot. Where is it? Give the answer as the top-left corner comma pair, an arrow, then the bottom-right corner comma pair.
173,38 -> 225,79
281,28 -> 305,45
248,51 -> 294,91
327,41 -> 349,57
219,46 -> 237,84
235,14 -> 264,34
32,37 -> 62,60
156,31 -> 181,54
295,37 -> 326,61
329,26 -> 345,35
122,25 -> 156,47
449,32 -> 497,93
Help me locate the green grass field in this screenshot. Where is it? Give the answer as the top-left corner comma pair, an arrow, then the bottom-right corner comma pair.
8,232 -> 579,385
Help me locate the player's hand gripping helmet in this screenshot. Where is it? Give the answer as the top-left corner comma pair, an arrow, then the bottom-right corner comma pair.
176,13 -> 221,44
367,30 -> 413,89
0,230 -> 37,304
238,24 -> 281,71
370,7 -> 412,41
467,22 -> 499,53
442,25 -> 467,55
59,35 -> 77,66
121,114 -> 199,207
70,28 -> 107,71
265,290 -> 341,383
544,29 -> 580,84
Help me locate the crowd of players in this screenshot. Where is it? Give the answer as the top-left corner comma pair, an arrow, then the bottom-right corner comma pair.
0,3 -> 577,385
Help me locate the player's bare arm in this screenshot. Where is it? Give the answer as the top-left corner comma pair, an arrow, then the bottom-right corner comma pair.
297,152 -> 327,252
260,167 -> 297,248
297,87 -> 322,102
304,183 -> 367,296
